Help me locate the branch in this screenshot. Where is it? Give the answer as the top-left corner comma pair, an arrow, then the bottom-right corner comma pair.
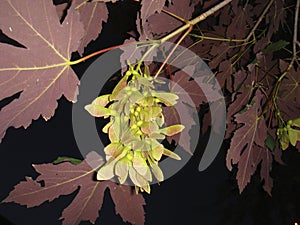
245,0 -> 275,42
266,0 -> 300,120
293,0 -> 299,61
70,0 -> 233,66
161,8 -> 188,23
153,0 -> 232,78
277,0 -> 299,83
154,25 -> 193,79
160,0 -> 233,43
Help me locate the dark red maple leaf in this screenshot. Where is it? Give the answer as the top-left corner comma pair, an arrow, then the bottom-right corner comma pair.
226,52 -> 279,139
226,90 -> 274,194
258,146 -> 273,195
265,0 -> 287,40
186,1 -> 264,91
226,4 -> 253,40
56,0 -> 109,55
225,69 -> 254,138
163,65 -> 222,153
140,0 -> 167,29
120,37 -> 144,73
0,0 -> 85,142
72,0 -> 109,55
56,2 -> 68,19
278,60 -> 300,106
172,65 -> 222,107
272,98 -> 300,152
3,151 -> 145,225
163,102 -> 196,154
144,0 -> 197,40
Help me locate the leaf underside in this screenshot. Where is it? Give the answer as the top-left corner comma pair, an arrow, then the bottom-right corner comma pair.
0,0 -> 85,142
4,151 -> 145,225
226,91 -> 273,195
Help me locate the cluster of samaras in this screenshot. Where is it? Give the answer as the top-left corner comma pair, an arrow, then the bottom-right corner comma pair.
85,65 -> 184,193
277,118 -> 300,150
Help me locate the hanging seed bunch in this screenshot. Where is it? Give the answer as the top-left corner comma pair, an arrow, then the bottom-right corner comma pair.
277,118 -> 300,150
85,64 -> 184,193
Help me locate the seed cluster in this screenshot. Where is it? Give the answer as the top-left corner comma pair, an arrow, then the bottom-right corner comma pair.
277,118 -> 300,150
85,65 -> 184,193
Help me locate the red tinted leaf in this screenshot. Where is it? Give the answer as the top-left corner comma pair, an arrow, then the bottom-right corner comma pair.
279,61 -> 300,106
226,52 -> 279,139
225,69 -> 254,138
186,2 -> 260,91
120,38 -> 143,73
100,0 -> 119,2
254,37 -> 269,53
0,0 -> 85,142
259,147 -> 273,195
226,6 -> 252,40
144,0 -> 196,39
277,62 -> 300,145
163,65 -> 222,153
228,70 -> 252,114
265,0 -> 287,39
73,0 -> 108,55
109,184 -> 145,225
277,98 -> 300,152
226,91 -> 274,194
163,103 -> 194,154
56,3 -> 68,19
140,0 -> 166,27
172,65 -> 222,106
3,151 -> 145,225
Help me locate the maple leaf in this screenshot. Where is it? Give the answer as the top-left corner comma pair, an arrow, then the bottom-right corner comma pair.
226,52 -> 279,138
278,60 -> 300,106
3,151 -> 145,225
144,0 -> 197,40
187,1 -> 271,92
189,38 -> 233,91
162,103 -> 196,154
163,65 -> 222,153
72,0 -> 109,55
119,38 -> 144,74
56,3 -> 68,20
225,69 -> 254,138
265,0 -> 287,39
140,0 -> 166,29
226,90 -> 274,194
226,4 -> 253,40
55,0 -> 109,55
0,0 -> 85,142
257,145 -> 273,195
172,65 -> 222,109
276,62 -> 300,149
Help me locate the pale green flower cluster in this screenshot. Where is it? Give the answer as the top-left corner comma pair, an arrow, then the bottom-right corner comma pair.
85,65 -> 184,193
277,118 -> 300,150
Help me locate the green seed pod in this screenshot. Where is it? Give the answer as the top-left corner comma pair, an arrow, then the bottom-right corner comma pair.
85,65 -> 185,193
115,158 -> 130,184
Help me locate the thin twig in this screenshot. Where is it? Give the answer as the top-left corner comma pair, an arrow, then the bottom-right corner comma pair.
70,0 -> 233,66
162,9 -> 188,23
152,0 -> 233,78
276,0 -> 299,84
154,25 -> 193,79
292,0 -> 299,61
245,0 -> 275,42
265,0 -> 299,119
160,0 -> 232,43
